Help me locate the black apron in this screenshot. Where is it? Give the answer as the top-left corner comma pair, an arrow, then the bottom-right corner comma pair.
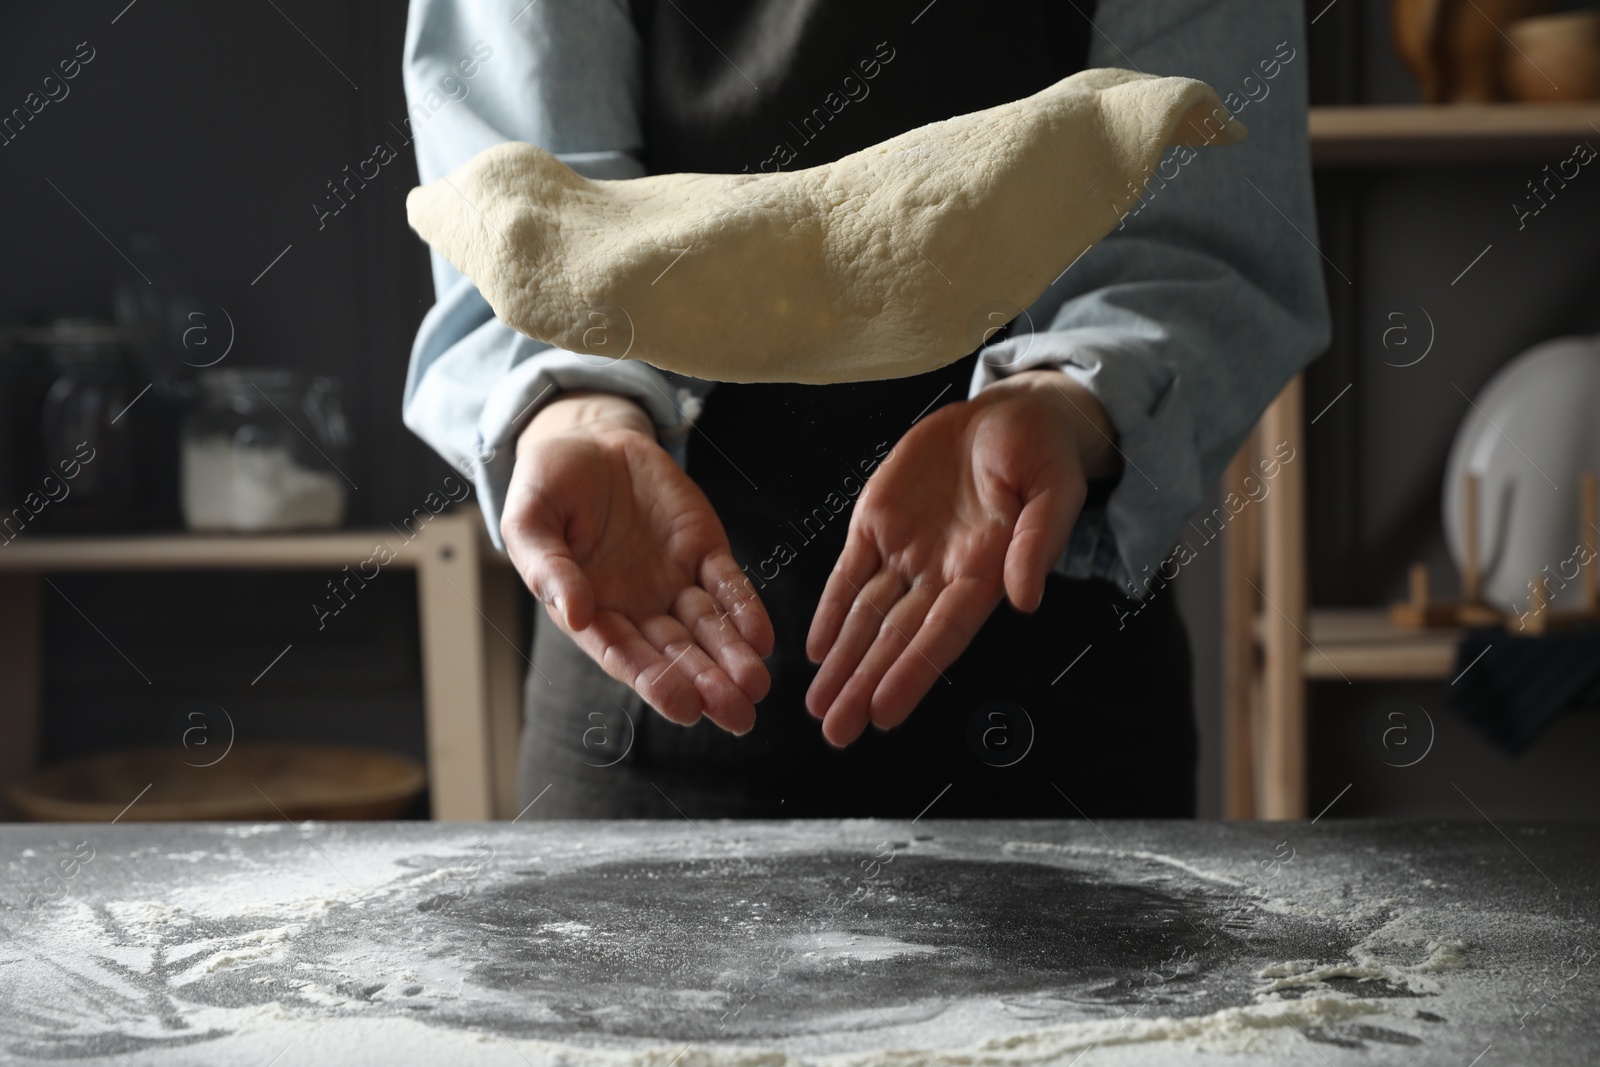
518,0 -> 1198,819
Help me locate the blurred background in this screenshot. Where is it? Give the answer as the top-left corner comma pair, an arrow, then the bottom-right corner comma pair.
1,0 -> 1598,821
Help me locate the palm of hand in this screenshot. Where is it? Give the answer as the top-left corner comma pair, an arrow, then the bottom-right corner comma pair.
565,437 -> 722,614
504,430 -> 773,734
804,390 -> 1086,746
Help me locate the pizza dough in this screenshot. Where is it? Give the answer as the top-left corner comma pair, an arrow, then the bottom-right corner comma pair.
406,68 -> 1245,384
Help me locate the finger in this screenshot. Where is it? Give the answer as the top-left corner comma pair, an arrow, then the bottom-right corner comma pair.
504,511 -> 597,631
638,614 -> 757,735
872,577 -> 1002,731
820,670 -> 877,748
701,551 -> 774,658
805,569 -> 906,720
806,536 -> 882,664
568,610 -> 703,726
1003,479 -> 1083,613
673,585 -> 771,703
819,583 -> 937,748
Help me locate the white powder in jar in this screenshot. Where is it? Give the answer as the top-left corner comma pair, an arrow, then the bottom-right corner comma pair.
181,436 -> 345,531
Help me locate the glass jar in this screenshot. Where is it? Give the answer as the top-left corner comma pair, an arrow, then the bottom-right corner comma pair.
31,320 -> 144,532
181,369 -> 351,532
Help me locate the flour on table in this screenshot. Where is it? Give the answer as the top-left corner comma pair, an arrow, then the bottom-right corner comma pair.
1260,918 -> 1470,993
406,68 -> 1244,384
177,924 -> 302,978
129,995 -> 1391,1065
1004,839 -> 1253,888
11,823 -> 1562,1066
793,932 -> 939,963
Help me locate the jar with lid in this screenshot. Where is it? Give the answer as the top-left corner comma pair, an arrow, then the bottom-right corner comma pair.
181,369 -> 351,532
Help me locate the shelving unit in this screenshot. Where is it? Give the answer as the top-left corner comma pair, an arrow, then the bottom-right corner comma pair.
1309,104 -> 1600,167
1222,104 -> 1592,818
0,508 -> 524,822
1298,609 -> 1462,680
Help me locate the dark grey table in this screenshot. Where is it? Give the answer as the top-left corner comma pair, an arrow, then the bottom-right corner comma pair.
2,820 -> 1595,1065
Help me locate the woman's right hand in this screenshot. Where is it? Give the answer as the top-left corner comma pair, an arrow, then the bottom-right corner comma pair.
500,392 -> 773,733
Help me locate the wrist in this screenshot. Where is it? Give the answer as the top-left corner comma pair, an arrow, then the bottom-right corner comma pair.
994,368 -> 1121,480
522,390 -> 655,445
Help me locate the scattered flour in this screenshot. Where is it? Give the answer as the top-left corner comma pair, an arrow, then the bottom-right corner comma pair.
190,995 -> 1392,1067
793,932 -> 940,963
8,828 -> 1509,1065
184,924 -> 302,977
540,922 -> 594,937
1259,918 -> 1469,994
1003,840 -> 1251,889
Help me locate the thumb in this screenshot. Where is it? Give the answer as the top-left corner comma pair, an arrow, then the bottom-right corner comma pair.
1002,477 -> 1082,613
506,514 -> 596,632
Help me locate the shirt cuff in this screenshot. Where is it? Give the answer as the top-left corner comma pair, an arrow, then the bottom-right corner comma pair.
471,345 -> 701,549
971,335 -> 1201,599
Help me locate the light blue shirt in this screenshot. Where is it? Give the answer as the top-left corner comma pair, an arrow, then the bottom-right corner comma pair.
401,0 -> 1330,597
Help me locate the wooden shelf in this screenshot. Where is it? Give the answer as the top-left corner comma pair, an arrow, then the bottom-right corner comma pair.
1309,104 -> 1600,167
0,506 -> 523,822
0,528 -> 411,571
1250,607 -> 1463,680
0,510 -> 504,571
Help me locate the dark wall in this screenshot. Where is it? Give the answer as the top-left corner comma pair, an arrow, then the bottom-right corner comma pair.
2,1 -> 456,790
0,0 -> 450,521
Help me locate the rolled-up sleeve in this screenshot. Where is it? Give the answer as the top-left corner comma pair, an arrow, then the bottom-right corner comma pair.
971,0 -> 1331,596
401,0 -> 701,547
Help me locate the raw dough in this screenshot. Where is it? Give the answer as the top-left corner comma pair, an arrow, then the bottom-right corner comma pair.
407,68 -> 1244,385
406,67 -> 1241,383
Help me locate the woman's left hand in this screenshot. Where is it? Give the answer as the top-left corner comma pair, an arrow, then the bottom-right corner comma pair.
805,369 -> 1120,747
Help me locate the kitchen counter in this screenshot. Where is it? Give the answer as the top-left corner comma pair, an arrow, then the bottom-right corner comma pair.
1,820 -> 1595,1065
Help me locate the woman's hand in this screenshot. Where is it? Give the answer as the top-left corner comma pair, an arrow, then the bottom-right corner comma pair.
501,392 -> 774,733
805,371 -> 1120,746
